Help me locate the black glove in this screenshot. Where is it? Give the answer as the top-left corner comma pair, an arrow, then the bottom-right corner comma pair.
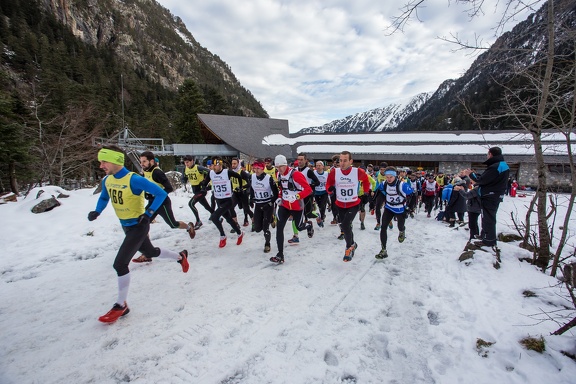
361,194 -> 369,204
249,198 -> 255,208
138,214 -> 151,225
328,186 -> 336,194
87,211 -> 100,221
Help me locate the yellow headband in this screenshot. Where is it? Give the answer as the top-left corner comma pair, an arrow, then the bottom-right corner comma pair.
98,149 -> 125,165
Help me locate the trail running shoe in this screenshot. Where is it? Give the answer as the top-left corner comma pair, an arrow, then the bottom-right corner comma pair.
194,221 -> 203,230
178,250 -> 189,273
98,302 -> 129,323
343,242 -> 357,262
316,217 -> 324,228
132,254 -> 152,263
375,249 -> 388,259
337,233 -> 345,240
398,231 -> 405,243
306,221 -> 314,238
237,231 -> 244,245
187,222 -> 196,239
270,253 -> 284,264
374,224 -> 381,231
288,236 -> 300,244
360,222 -> 366,230
219,236 -> 227,248
388,221 -> 393,229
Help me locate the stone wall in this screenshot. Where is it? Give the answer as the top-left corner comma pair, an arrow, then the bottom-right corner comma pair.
438,161 -> 470,176
518,163 -> 572,191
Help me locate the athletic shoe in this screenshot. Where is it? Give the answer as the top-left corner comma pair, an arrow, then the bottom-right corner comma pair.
370,209 -> 375,215
219,236 -> 227,248
374,224 -> 381,230
343,242 -> 357,262
264,243 -> 271,253
409,212 -> 414,218
360,222 -> 366,230
306,221 -> 314,238
98,302 -> 129,323
243,219 -> 249,227
388,221 -> 393,229
330,219 -> 338,225
236,231 -> 244,245
316,217 -> 324,228
132,254 -> 152,263
288,236 -> 300,244
270,253 -> 284,264
427,213 -> 431,218
178,250 -> 189,273
194,221 -> 203,230
398,231 -> 405,243
375,249 -> 388,259
337,233 -> 345,240
187,222 -> 196,239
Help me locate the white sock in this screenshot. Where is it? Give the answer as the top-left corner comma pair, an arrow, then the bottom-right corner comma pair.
158,248 -> 179,260
116,273 -> 130,305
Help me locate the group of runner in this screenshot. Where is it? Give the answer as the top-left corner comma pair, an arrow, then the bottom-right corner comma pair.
89,144 -> 507,323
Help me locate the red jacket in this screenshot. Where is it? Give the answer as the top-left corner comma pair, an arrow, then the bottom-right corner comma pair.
277,167 -> 312,211
325,166 -> 371,209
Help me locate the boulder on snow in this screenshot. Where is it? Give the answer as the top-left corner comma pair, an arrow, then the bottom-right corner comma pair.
498,233 -> 523,242
31,196 -> 61,213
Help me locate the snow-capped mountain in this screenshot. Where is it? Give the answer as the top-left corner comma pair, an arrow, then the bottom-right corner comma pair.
296,92 -> 431,134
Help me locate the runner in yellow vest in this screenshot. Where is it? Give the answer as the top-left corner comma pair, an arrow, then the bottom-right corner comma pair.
88,146 -> 189,324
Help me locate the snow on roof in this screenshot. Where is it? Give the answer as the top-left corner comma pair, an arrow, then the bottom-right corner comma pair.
262,131 -> 574,156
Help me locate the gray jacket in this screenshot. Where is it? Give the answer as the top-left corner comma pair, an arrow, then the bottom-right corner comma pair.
458,186 -> 482,214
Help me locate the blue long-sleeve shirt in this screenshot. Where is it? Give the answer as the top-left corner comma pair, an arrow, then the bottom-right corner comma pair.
95,167 -> 167,227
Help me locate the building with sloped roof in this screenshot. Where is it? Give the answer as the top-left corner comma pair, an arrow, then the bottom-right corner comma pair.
195,114 -> 573,190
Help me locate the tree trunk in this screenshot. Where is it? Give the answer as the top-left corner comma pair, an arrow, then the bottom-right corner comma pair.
533,0 -> 555,271
8,161 -> 19,194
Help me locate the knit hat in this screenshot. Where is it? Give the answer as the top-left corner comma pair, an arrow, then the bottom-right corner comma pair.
274,154 -> 287,166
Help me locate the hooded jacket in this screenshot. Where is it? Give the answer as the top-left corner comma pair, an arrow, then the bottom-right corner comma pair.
470,155 -> 510,197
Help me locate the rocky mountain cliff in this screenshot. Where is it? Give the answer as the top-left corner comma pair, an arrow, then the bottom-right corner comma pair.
39,0 -> 266,117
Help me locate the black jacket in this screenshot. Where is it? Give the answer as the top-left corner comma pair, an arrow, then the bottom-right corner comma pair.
470,155 -> 510,197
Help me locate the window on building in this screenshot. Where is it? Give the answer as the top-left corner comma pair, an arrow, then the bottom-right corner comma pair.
548,164 -> 572,175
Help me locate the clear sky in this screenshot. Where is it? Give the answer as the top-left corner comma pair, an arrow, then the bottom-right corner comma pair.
156,0 -> 539,132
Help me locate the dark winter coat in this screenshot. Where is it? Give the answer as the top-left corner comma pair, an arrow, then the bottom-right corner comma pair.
458,186 -> 482,214
446,187 -> 467,213
469,155 -> 510,198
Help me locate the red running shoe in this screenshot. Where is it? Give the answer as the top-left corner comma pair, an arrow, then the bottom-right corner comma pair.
98,302 -> 129,323
178,250 -> 189,273
236,231 -> 244,245
187,222 -> 196,239
219,237 -> 227,248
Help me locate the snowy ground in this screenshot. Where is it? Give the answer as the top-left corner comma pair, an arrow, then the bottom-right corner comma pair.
0,186 -> 575,384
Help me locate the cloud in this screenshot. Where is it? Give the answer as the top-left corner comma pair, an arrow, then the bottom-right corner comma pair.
157,0 -> 538,131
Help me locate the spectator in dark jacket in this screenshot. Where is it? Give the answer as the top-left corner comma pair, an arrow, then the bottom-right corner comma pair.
462,147 -> 510,246
454,183 -> 482,241
445,178 -> 467,227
